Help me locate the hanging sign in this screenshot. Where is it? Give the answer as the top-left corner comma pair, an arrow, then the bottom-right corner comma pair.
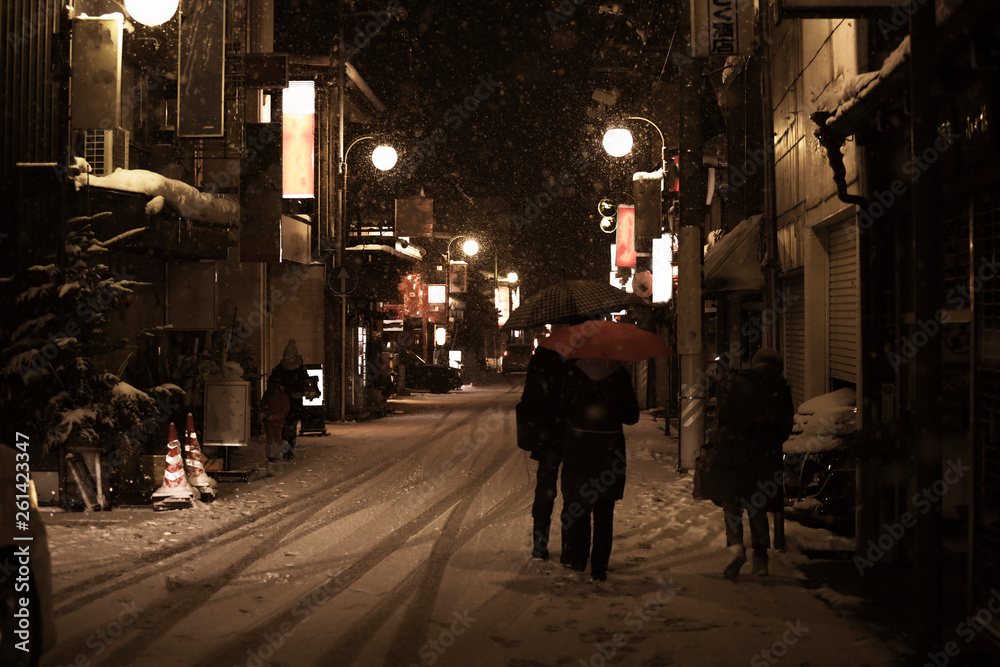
615,205 -> 636,268
690,0 -> 755,57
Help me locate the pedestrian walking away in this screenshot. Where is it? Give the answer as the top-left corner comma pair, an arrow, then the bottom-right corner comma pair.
515,344 -> 567,561
710,347 -> 794,579
268,339 -> 320,461
556,357 -> 639,581
260,378 -> 291,463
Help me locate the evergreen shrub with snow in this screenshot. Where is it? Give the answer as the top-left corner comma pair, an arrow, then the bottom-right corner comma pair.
0,212 -> 180,458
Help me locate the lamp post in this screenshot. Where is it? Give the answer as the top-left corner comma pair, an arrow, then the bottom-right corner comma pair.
439,235 -> 478,364
332,136 -> 396,421
603,114 -> 704,472
603,116 -> 667,177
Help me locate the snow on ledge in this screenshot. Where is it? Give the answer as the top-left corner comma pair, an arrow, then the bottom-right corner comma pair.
784,388 -> 857,455
74,168 -> 239,227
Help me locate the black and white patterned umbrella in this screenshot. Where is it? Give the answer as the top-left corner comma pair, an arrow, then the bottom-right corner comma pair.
501,280 -> 649,330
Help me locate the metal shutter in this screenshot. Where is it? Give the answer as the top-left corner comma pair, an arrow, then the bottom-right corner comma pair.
828,219 -> 859,384
782,273 -> 806,407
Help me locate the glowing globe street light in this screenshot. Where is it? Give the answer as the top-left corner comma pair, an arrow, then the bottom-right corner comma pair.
124,0 -> 179,26
371,145 -> 397,171
602,127 -> 634,157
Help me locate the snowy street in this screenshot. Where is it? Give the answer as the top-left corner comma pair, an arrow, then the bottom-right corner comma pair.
40,384 -> 911,667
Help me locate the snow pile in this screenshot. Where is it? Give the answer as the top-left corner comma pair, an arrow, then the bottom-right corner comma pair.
74,168 -> 239,226
632,167 -> 664,182
784,388 -> 857,454
823,36 -> 910,127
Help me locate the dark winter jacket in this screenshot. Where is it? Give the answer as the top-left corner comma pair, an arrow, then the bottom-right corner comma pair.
261,385 -> 291,423
557,361 -> 640,502
268,363 -> 315,414
711,362 -> 794,509
516,346 -> 567,460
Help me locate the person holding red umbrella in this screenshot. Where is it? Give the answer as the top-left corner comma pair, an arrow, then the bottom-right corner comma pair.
555,355 -> 639,580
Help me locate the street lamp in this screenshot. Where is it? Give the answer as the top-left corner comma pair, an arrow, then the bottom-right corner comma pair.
602,116 -> 666,174
437,235 -> 478,364
333,135 -> 396,421
604,115 -> 704,474
341,135 -> 396,240
123,0 -> 179,26
446,235 -> 479,263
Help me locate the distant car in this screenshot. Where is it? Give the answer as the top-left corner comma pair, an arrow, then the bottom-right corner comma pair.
502,343 -> 534,374
397,350 -> 463,394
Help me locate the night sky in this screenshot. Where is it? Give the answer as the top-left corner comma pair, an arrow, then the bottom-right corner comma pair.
275,1 -> 681,291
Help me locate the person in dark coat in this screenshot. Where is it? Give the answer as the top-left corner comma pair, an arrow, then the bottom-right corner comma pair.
557,358 -> 639,581
267,339 -> 318,461
516,345 -> 567,560
260,378 -> 291,463
712,347 -> 794,579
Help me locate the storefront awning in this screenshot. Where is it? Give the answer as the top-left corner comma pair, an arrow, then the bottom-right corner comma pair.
344,240 -> 424,301
704,214 -> 764,292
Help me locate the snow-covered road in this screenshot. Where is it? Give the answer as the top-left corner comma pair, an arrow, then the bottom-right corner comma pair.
40,384 -> 911,666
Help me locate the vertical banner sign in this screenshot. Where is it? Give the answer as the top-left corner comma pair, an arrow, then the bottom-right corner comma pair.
449,262 -> 467,294
690,0 -> 754,57
178,0 -> 226,137
634,175 -> 663,238
70,18 -> 122,130
616,205 -> 636,268
652,232 -> 674,303
282,81 -> 315,198
240,123 -> 283,262
496,286 -> 510,326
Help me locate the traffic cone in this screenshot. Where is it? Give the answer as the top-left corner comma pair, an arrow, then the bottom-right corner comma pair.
151,422 -> 194,511
183,413 -> 217,502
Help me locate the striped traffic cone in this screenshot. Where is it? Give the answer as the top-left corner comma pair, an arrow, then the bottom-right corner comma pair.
151,422 -> 194,511
183,413 -> 217,502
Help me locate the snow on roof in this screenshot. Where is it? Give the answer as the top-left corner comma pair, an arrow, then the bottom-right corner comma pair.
346,242 -> 423,261
73,168 -> 239,227
823,36 -> 910,127
784,388 -> 857,455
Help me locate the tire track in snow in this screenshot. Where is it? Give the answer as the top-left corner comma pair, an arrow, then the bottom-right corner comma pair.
191,405 -> 522,666
49,406 -> 486,617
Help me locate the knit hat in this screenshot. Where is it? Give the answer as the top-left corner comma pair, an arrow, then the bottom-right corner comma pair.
752,347 -> 783,372
280,339 -> 303,370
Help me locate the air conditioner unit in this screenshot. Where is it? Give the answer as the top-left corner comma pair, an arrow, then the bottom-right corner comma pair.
77,129 -> 130,176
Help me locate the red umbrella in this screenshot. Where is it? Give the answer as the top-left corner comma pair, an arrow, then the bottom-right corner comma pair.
538,320 -> 673,362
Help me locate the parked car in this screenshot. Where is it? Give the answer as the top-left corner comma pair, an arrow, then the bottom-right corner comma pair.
397,350 -> 463,394
501,343 -> 534,374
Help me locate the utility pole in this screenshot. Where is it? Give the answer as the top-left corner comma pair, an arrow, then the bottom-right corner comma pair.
676,3 -> 707,471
